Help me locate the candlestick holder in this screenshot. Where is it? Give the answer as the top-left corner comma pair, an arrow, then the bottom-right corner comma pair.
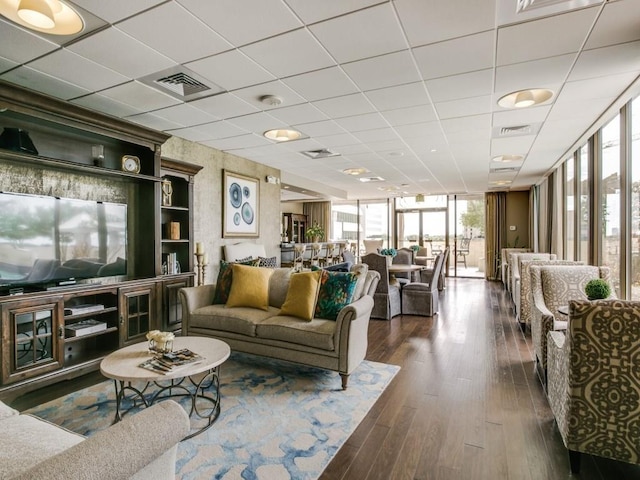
195,252 -> 208,286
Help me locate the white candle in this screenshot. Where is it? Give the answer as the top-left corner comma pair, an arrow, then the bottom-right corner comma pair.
195,242 -> 203,254
203,253 -> 209,265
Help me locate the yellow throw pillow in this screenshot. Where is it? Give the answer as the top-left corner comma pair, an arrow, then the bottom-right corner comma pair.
279,270 -> 323,321
226,264 -> 273,311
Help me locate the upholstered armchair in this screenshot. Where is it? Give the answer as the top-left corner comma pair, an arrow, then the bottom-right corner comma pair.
401,253 -> 445,316
517,259 -> 583,329
414,246 -> 431,266
392,247 -> 415,285
511,252 -> 556,308
361,253 -> 401,320
362,239 -> 383,255
501,247 -> 530,292
547,300 -> 640,473
530,264 -> 615,376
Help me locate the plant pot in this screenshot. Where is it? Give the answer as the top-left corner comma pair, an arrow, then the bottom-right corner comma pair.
386,255 -> 393,267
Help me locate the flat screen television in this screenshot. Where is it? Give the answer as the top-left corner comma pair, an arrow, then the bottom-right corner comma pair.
0,192 -> 127,293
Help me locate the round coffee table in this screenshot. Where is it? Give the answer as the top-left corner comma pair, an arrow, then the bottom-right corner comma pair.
100,336 -> 230,440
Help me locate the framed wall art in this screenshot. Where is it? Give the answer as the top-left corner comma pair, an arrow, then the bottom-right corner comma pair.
223,170 -> 260,237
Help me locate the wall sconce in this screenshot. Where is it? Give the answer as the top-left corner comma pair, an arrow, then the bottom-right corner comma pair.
265,175 -> 280,184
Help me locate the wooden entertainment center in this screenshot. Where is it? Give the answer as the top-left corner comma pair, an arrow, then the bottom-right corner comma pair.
0,81 -> 201,401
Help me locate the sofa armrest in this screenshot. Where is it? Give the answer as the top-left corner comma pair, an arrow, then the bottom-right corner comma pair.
334,295 -> 374,376
179,284 -> 216,333
14,400 -> 190,480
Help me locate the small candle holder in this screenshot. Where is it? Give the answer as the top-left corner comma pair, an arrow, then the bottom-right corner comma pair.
195,252 -> 208,286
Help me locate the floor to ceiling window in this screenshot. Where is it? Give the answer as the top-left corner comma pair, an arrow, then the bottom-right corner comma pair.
600,114 -> 621,294
564,156 -> 576,260
631,97 -> 640,300
578,142 -> 591,262
450,194 -> 485,278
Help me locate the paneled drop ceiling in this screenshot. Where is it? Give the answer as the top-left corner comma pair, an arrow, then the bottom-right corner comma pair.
1,0 -> 639,201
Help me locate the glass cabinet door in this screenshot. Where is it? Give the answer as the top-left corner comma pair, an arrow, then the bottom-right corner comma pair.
119,283 -> 157,346
1,296 -> 64,385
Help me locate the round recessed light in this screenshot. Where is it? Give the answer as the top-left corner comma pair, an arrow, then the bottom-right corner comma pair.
498,89 -> 554,109
492,154 -> 524,163
1,0 -> 84,34
342,167 -> 368,176
491,180 -> 512,186
264,128 -> 302,142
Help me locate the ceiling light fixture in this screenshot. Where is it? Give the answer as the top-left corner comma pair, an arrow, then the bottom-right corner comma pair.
497,88 -> 554,109
259,95 -> 283,107
492,154 -> 524,163
342,167 -> 368,176
264,128 -> 302,142
1,0 -> 84,34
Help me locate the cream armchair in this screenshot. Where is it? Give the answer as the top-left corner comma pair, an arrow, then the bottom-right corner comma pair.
511,252 -> 556,310
530,264 -> 614,377
547,299 -> 640,474
501,247 -> 530,291
517,258 -> 582,329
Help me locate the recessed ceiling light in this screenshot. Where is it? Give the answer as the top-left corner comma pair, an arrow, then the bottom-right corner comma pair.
492,154 -> 524,163
342,167 -> 368,176
490,180 -> 512,186
430,148 -> 437,153
359,176 -> 385,183
0,0 -> 84,34
387,151 -> 404,157
498,89 -> 554,109
264,128 -> 302,142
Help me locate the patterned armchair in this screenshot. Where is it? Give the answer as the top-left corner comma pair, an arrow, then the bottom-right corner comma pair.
517,259 -> 583,329
501,248 -> 530,291
361,253 -> 401,320
530,265 -> 615,376
547,300 -> 640,473
511,253 -> 556,309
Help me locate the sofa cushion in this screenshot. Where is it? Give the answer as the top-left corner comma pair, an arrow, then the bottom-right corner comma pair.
213,259 -> 260,304
351,263 -> 369,300
190,304 -> 279,336
279,270 -> 322,320
258,256 -> 278,268
315,271 -> 358,321
268,268 -> 292,308
226,265 -> 273,311
255,316 -> 336,350
1,414 -> 84,479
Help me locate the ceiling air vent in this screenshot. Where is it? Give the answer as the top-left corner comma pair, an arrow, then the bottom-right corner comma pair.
301,149 -> 340,159
140,67 -> 224,101
490,167 -> 520,173
358,176 -> 385,183
499,125 -> 531,136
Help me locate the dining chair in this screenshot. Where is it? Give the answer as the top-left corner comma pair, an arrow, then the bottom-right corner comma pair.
361,253 -> 401,320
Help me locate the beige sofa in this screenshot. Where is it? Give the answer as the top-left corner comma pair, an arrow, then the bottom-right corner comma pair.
180,265 -> 380,389
1,399 -> 189,480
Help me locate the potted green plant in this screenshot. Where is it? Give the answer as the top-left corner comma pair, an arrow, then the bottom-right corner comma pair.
305,222 -> 325,243
584,278 -> 611,300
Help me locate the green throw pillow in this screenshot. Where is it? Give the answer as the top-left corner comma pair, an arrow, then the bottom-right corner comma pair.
315,270 -> 358,321
213,259 -> 260,304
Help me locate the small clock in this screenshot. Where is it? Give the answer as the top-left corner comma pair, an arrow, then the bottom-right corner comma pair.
121,155 -> 141,173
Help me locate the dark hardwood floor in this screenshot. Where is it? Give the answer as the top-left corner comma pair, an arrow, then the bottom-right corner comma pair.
321,278 -> 640,480
11,278 -> 640,479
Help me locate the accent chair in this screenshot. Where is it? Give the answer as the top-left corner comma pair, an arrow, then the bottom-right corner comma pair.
391,247 -> 415,286
511,252 -> 556,317
361,252 -> 401,320
530,264 -> 615,378
501,247 -> 530,293
547,299 -> 640,474
401,252 -> 444,316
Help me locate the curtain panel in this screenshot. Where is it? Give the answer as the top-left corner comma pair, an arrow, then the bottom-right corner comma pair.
485,192 -> 506,281
303,201 -> 331,241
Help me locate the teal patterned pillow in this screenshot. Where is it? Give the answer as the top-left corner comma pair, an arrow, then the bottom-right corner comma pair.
314,270 -> 358,320
213,259 -> 260,304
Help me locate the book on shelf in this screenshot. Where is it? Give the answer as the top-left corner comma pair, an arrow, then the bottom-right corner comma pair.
65,319 -> 108,337
139,348 -> 204,375
64,303 -> 105,316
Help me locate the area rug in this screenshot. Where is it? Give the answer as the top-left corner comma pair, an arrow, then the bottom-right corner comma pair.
26,352 -> 399,480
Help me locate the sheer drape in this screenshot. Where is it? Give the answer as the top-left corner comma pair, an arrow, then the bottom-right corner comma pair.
485,192 -> 506,281
303,201 -> 331,240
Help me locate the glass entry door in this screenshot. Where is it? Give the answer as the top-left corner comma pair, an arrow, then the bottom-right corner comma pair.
396,209 -> 447,264
449,195 -> 485,278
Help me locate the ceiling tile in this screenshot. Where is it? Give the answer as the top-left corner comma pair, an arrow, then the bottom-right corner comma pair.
125,112 -> 182,131
267,103 -> 328,126
1,66 -> 89,100
585,0 -> 640,49
365,82 -> 430,111
71,93 -> 140,117
312,133 -> 360,148
335,112 -> 388,132
28,49 -> 129,92
491,136 -> 536,156
168,120 -> 248,142
186,50 -> 275,91
492,105 -> 551,127
310,3 -> 407,63
227,112 -> 282,133
560,71 -> 639,103
68,28 -> 175,78
569,41 -> 640,81
0,19 -> 58,63
293,120 -> 346,137
495,54 -> 576,93
314,93 -> 376,119
117,2 -> 233,64
382,105 -> 438,126
151,103 -> 219,127
71,0 -> 166,23
241,29 -> 335,78
353,128 -> 399,143
282,67 -> 359,101
285,0 -> 385,24
435,95 -> 492,120
202,134 -> 270,150
188,93 -> 258,119
177,0 -> 302,46
395,0 -> 496,47
342,51 -> 421,91
414,31 -> 495,80
394,122 -> 441,139
0,56 -> 17,74
99,81 -> 180,111
425,69 -> 493,102
497,7 -> 597,66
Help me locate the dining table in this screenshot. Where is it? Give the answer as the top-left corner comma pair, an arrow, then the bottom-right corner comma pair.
388,264 -> 424,285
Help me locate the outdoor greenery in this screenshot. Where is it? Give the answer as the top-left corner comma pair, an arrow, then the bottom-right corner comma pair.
584,279 -> 611,300
460,200 -> 485,237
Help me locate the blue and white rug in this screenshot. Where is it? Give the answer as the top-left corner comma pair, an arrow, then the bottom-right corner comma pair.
26,352 -> 399,480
